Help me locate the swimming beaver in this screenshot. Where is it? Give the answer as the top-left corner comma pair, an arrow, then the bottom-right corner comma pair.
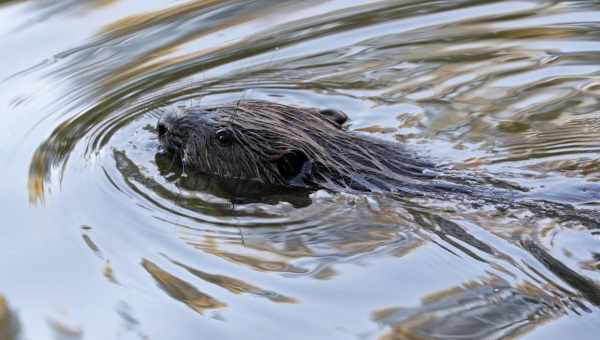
156,99 -> 600,227
156,100 -> 491,198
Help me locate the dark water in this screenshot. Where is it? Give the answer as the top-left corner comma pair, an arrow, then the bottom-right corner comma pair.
1,0 -> 600,339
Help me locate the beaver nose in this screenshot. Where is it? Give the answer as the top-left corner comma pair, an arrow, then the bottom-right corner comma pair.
157,109 -> 181,137
157,122 -> 168,137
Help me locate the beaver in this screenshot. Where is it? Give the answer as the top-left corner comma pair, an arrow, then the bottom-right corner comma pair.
156,100 -> 499,198
155,99 -> 600,227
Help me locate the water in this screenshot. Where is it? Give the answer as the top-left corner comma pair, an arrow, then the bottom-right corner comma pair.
1,0 -> 600,339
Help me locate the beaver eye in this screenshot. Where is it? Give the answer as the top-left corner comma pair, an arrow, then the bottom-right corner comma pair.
216,129 -> 234,146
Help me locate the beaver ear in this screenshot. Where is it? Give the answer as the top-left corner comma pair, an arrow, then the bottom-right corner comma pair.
319,109 -> 348,126
274,150 -> 311,185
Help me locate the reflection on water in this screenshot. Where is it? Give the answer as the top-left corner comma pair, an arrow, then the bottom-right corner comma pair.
372,281 -> 557,339
166,255 -> 298,304
142,259 -> 226,315
2,0 -> 600,339
46,313 -> 83,340
0,295 -> 21,340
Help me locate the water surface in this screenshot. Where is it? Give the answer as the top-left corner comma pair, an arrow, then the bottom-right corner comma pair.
1,0 -> 600,339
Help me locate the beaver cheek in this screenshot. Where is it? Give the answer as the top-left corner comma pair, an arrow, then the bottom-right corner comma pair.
273,150 -> 312,187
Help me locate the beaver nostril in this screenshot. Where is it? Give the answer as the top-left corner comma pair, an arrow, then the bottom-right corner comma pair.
157,123 -> 168,137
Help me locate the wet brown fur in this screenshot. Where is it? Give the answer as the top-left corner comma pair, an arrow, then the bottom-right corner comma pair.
158,100 -> 455,196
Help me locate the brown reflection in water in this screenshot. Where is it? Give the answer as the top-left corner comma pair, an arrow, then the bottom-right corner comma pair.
28,118 -> 92,206
96,0 -> 287,91
79,228 -> 119,284
27,150 -> 47,205
201,246 -> 308,275
362,23 -> 600,154
175,197 -> 426,280
177,200 -> 426,278
141,259 -> 226,315
580,253 -> 600,272
372,278 -> 558,340
102,0 -> 231,36
390,238 -> 424,258
500,118 -> 600,177
244,226 -> 424,263
183,229 -> 421,280
103,261 -> 119,285
254,198 -> 417,260
165,255 -> 297,304
0,295 -> 21,340
46,316 -> 83,340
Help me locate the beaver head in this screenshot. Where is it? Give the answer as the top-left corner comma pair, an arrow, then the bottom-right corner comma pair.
157,100 -> 436,193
